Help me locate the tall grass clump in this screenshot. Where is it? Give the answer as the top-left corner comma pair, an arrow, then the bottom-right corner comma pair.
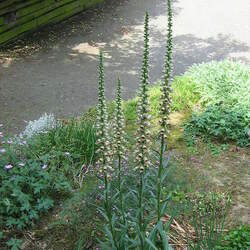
189,192 -> 231,249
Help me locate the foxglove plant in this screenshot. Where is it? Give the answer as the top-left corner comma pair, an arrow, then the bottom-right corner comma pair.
96,51 -> 113,175
156,0 -> 173,223
95,50 -> 117,248
113,78 -> 127,224
96,7 -> 175,249
134,11 -> 151,249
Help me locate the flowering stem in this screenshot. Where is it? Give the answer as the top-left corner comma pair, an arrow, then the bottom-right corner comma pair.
135,11 -> 150,249
157,0 -> 173,229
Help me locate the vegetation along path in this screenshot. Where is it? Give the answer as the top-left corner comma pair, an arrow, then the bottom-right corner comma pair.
0,0 -> 250,133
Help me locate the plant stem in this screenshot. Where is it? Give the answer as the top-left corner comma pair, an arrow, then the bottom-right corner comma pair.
118,154 -> 126,224
104,173 -> 118,249
138,173 -> 144,250
157,136 -> 165,221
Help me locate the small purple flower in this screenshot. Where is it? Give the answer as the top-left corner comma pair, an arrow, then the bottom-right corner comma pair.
0,148 -> 6,153
42,164 -> 48,170
7,139 -> 13,144
5,164 -> 14,170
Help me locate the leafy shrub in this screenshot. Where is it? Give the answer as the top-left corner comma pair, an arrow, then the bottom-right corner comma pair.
184,105 -> 250,146
186,60 -> 250,110
20,113 -> 56,139
216,225 -> 250,250
183,60 -> 250,146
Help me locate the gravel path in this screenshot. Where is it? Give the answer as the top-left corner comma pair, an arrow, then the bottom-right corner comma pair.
0,0 -> 249,133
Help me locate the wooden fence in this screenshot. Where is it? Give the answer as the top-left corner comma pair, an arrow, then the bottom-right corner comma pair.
0,0 -> 103,45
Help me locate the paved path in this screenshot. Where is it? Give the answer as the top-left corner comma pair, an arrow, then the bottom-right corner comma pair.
0,0 -> 250,133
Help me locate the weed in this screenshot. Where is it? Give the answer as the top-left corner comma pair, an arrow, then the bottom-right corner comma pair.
189,192 -> 231,249
216,225 -> 250,250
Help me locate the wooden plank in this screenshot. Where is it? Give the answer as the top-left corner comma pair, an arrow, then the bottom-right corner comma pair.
0,0 -> 103,45
0,0 -> 75,34
0,0 -> 38,16
49,0 -> 103,24
0,0 -> 23,10
0,16 -> 4,26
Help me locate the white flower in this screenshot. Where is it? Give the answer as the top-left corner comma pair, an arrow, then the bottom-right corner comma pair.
0,132 -> 3,137
19,163 -> 25,167
0,148 -> 6,153
5,164 -> 13,170
65,152 -> 70,156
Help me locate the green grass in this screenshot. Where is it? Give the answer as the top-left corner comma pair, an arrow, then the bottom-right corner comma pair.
171,76 -> 200,111
22,120 -> 96,173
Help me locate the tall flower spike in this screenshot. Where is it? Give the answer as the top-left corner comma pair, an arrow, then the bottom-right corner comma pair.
135,12 -> 151,173
160,0 -> 173,139
113,78 -> 127,159
96,50 -> 113,176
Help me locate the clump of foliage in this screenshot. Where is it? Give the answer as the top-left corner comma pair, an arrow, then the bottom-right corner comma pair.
123,75 -> 200,125
184,105 -> 249,146
185,60 -> 250,110
0,160 -> 70,230
216,225 -> 250,250
0,119 -> 96,247
19,113 -> 56,139
183,60 -> 250,147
